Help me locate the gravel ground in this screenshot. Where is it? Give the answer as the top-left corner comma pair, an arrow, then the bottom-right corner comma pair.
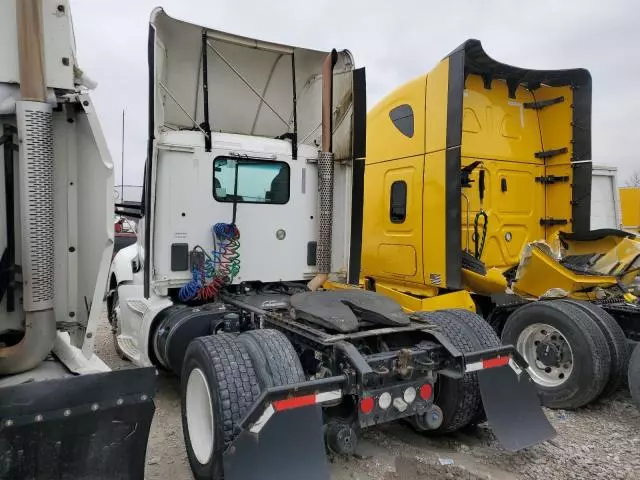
96,312 -> 640,480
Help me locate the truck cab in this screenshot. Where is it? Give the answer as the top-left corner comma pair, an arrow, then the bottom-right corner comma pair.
109,8 -> 363,364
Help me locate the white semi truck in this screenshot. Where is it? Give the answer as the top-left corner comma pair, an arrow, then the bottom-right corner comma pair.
0,1 -> 155,478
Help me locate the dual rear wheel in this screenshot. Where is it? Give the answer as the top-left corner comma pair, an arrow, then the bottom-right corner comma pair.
181,330 -> 304,480
411,309 -> 501,433
502,299 -> 629,409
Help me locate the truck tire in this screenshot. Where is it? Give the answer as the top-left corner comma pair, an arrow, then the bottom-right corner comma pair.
629,345 -> 640,409
411,310 -> 482,433
181,334 -> 261,480
557,299 -> 629,400
237,329 -> 306,388
445,309 -> 501,425
107,288 -> 128,361
501,300 -> 611,409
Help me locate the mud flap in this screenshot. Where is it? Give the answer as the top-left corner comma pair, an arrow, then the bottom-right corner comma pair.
0,367 -> 156,480
478,366 -> 556,451
223,405 -> 329,480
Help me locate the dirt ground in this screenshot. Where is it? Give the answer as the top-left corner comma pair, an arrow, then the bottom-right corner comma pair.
96,314 -> 640,480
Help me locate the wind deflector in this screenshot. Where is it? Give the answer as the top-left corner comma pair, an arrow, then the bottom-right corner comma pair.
444,38 -> 592,169
447,39 -> 591,96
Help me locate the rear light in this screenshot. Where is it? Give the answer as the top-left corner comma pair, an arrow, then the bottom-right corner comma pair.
378,392 -> 392,410
359,396 -> 374,414
403,387 -> 416,404
419,384 -> 433,401
393,397 -> 408,412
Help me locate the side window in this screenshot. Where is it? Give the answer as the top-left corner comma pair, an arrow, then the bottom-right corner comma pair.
390,180 -> 407,223
389,104 -> 414,138
213,157 -> 290,204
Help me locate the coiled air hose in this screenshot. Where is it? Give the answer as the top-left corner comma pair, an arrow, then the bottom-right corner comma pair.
178,224 -> 241,302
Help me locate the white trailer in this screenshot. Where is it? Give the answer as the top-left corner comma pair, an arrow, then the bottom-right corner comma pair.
590,164 -> 622,230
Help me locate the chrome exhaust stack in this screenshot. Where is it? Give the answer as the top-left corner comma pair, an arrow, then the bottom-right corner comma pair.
308,50 -> 338,291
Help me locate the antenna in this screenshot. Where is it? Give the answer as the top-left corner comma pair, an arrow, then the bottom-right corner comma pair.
121,109 -> 125,201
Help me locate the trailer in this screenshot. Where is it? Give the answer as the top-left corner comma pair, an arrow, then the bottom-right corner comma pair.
591,165 -> 621,230
108,10 -> 554,480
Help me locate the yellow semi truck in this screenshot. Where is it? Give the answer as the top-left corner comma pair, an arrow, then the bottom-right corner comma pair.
361,39 -> 640,410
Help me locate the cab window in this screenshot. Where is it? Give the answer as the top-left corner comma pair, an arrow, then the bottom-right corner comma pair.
390,180 -> 407,223
213,157 -> 290,204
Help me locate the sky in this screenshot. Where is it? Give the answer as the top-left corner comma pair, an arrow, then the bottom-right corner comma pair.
70,0 -> 640,191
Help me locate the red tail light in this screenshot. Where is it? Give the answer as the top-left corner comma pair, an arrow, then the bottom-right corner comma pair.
419,384 -> 433,401
359,396 -> 374,414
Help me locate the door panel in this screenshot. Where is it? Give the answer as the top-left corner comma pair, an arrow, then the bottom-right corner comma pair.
362,156 -> 424,285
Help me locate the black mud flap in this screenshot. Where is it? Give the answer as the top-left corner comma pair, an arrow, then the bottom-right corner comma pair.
478,366 -> 556,451
0,367 -> 156,480
223,405 -> 330,480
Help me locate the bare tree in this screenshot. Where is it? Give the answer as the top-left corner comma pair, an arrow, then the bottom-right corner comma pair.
625,170 -> 640,187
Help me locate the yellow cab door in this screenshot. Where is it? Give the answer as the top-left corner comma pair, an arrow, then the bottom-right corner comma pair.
362,76 -> 426,287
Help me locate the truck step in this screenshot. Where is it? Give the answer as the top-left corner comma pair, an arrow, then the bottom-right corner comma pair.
116,335 -> 140,360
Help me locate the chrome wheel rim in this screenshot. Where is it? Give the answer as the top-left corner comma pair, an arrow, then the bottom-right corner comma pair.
516,323 -> 574,387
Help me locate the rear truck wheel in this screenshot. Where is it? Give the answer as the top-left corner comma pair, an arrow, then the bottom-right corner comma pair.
557,299 -> 630,400
107,288 -> 128,361
238,330 -> 357,455
444,309 -> 501,425
181,334 -> 261,480
501,300 -> 611,409
629,345 -> 640,409
236,329 -> 305,388
410,310 -> 483,433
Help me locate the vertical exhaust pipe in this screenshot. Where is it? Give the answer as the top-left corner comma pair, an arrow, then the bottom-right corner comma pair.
308,50 -> 338,291
0,0 -> 57,374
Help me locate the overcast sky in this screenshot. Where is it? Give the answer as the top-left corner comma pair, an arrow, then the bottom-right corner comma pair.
70,0 -> 639,189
